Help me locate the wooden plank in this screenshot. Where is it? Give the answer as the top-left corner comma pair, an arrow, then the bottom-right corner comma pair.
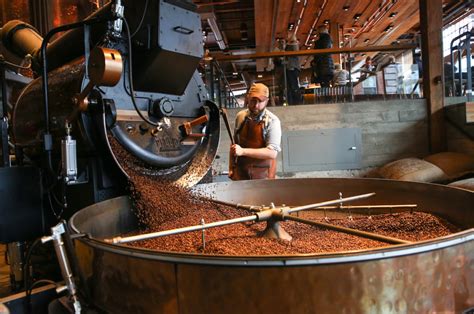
420,0 -> 446,152
330,22 -> 341,65
254,0 -> 273,71
275,0 -> 294,39
466,102 -> 474,123
296,0 -> 323,47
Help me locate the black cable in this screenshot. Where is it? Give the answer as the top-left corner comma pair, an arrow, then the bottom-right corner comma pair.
27,279 -> 57,296
121,17 -> 158,126
122,71 -> 152,101
47,192 -> 64,220
25,279 -> 57,314
22,238 -> 42,314
130,0 -> 149,38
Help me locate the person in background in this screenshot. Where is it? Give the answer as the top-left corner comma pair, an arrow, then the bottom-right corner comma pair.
312,25 -> 334,87
272,38 -> 286,106
381,54 -> 404,94
413,52 -> 422,78
332,63 -> 349,86
444,62 -> 457,96
359,56 -> 376,80
229,83 -> 282,180
285,33 -> 302,105
359,56 -> 377,95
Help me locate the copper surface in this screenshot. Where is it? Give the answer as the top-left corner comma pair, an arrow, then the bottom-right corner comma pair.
70,178 -> 474,313
181,114 -> 209,137
88,47 -> 122,86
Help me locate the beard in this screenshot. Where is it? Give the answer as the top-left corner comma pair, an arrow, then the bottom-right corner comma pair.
249,108 -> 264,117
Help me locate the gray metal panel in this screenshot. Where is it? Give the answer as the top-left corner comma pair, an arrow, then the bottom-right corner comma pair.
158,0 -> 203,58
282,128 -> 362,172
0,167 -> 44,242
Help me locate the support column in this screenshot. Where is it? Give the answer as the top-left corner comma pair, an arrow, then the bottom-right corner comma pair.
330,22 -> 341,65
420,0 -> 446,153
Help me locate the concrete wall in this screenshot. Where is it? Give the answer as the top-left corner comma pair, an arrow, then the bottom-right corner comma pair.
445,96 -> 474,156
213,99 -> 431,178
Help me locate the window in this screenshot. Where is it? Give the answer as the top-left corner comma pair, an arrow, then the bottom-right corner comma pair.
443,14 -> 474,57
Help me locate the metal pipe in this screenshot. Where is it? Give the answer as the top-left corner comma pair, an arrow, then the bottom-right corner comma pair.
448,31 -> 473,96
212,60 -> 239,107
207,198 -> 403,213
210,61 -> 215,102
109,193 -> 375,244
208,198 -> 262,212
42,221 -> 82,314
466,32 -> 472,101
450,41 -> 456,96
214,44 -> 416,61
0,56 -> 9,167
284,215 -> 411,245
220,108 -> 235,145
457,45 -> 462,95
316,204 -> 417,210
288,193 -> 375,214
108,214 -> 258,244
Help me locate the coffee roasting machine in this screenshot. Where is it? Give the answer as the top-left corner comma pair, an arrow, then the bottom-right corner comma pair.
0,0 -> 219,310
1,1 -> 473,314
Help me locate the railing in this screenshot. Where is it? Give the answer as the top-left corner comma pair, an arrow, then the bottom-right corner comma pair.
205,44 -> 421,108
450,30 -> 473,100
207,60 -> 240,108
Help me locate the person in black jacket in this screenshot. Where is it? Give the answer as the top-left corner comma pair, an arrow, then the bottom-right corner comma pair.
312,25 -> 334,87
285,33 -> 302,105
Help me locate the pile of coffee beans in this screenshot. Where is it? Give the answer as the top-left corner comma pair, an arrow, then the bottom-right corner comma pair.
109,137 -> 460,256
135,210 -> 458,255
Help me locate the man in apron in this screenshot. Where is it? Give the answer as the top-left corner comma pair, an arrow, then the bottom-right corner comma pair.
229,83 -> 282,180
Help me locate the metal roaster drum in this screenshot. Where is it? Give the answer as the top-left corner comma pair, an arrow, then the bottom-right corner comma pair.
1,0 -> 220,221
70,178 -> 474,313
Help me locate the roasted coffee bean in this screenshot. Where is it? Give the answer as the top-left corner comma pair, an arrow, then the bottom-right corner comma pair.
109,136 -> 460,256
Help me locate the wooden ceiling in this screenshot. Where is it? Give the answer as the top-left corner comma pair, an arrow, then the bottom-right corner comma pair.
196,0 -> 472,75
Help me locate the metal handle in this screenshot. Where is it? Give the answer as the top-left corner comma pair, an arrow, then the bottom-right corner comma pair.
173,26 -> 193,35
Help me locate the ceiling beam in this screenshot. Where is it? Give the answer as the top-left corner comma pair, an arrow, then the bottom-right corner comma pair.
254,0 -> 274,71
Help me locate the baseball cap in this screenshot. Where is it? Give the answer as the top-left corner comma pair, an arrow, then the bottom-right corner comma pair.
248,83 -> 269,101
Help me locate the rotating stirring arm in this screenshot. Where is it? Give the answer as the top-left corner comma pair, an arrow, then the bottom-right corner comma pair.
106,192 -> 377,244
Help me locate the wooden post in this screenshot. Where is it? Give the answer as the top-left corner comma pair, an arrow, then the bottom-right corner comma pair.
419,0 -> 446,153
330,22 -> 341,65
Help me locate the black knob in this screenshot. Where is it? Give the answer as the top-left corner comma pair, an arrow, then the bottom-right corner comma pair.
150,98 -> 174,119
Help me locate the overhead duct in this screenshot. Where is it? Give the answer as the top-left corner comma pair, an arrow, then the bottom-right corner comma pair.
201,12 -> 227,50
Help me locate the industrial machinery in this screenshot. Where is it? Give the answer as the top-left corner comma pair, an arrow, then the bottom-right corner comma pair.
0,0 -> 219,238
0,0 -> 218,300
1,1 -> 473,314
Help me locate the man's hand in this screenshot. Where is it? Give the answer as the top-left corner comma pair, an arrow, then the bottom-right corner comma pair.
231,144 -> 245,157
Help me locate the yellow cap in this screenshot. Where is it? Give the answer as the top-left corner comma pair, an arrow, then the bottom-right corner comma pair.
248,83 -> 269,100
